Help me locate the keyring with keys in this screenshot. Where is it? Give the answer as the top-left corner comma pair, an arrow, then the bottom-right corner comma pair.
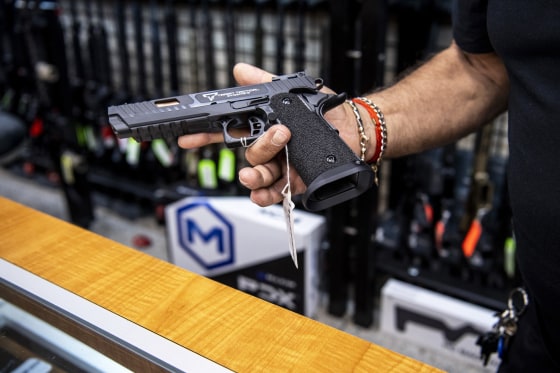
476,287 -> 529,366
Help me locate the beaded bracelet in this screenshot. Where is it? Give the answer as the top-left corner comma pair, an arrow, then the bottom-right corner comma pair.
345,99 -> 369,162
352,97 -> 387,186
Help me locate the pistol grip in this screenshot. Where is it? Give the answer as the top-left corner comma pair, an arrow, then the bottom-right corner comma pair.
269,93 -> 374,211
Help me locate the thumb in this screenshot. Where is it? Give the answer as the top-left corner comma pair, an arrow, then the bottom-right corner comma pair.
233,63 -> 276,86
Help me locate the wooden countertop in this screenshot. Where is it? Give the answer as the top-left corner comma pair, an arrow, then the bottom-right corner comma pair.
0,196 -> 442,372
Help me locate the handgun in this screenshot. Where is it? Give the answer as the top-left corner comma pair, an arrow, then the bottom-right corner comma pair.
107,72 -> 374,211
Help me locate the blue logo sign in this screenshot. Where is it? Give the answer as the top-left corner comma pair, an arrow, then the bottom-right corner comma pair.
176,200 -> 234,270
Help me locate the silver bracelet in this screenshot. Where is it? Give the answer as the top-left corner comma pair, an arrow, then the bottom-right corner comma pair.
345,99 -> 368,161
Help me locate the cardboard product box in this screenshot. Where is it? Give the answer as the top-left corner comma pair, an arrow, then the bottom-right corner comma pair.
165,196 -> 326,317
380,278 -> 501,371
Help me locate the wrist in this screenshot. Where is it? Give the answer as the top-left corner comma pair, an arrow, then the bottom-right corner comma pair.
351,97 -> 387,185
345,100 -> 369,161
360,107 -> 378,162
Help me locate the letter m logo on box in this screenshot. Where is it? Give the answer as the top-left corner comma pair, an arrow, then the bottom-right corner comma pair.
176,200 -> 235,270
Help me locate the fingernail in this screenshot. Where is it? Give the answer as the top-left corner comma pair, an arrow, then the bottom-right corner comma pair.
238,169 -> 249,186
271,130 -> 288,146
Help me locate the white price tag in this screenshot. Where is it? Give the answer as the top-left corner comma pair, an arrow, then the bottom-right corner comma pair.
281,145 -> 298,269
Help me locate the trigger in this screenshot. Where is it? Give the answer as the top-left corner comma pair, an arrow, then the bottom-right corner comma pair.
248,116 -> 266,137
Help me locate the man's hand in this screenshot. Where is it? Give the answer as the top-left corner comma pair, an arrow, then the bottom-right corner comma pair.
177,63 -> 369,207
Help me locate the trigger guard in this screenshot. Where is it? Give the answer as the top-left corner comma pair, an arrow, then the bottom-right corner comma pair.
223,116 -> 267,148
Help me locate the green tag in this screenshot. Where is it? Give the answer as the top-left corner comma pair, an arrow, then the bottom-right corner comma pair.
152,139 -> 173,167
218,148 -> 236,182
60,151 -> 75,185
184,150 -> 199,178
198,159 -> 218,189
75,124 -> 87,147
504,237 -> 516,278
126,138 -> 141,166
84,126 -> 99,151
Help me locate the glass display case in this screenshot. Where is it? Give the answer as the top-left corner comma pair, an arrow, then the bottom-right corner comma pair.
0,259 -> 231,373
1,298 -> 130,372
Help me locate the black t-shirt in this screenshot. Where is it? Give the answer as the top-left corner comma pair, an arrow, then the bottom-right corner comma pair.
453,0 -> 560,364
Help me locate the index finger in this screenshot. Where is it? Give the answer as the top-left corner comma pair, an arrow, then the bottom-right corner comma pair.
245,125 -> 291,166
233,63 -> 276,86
177,132 -> 224,149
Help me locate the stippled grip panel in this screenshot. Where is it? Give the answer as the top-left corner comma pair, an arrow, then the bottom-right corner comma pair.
269,93 -> 374,211
269,93 -> 355,184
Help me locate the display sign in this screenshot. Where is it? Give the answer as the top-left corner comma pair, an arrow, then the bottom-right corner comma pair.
166,197 -> 326,316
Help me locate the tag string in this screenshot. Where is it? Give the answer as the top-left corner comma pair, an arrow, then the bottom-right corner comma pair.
281,145 -> 298,269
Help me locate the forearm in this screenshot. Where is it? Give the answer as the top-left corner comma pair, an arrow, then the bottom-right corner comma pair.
362,42 -> 509,159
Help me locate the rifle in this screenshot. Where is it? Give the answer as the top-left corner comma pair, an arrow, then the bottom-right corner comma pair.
0,1 -> 13,95
0,1 -> 8,94
486,118 -> 515,281
108,72 -> 375,211
65,1 -> 95,153
133,1 -> 148,99
95,0 -> 112,92
275,0 -> 288,74
349,0 -> 387,327
349,0 -> 361,97
97,0 -> 119,156
83,1 -> 97,87
0,1 -> 27,166
376,0 -> 445,268
78,0 -> 109,156
24,0 -> 94,227
150,0 -> 164,98
83,0 -> 111,96
164,0 -> 180,95
114,0 -> 132,102
463,117 -> 511,285
253,0 -> 267,68
326,201 -> 351,317
434,143 -> 469,266
359,0 -> 387,91
224,0 -> 237,86
6,1 -> 36,121
68,2 -> 85,86
0,0 -> 15,111
123,1 -> 149,169
200,0 -> 216,89
209,0 -> 241,191
326,0 -> 385,95
147,0 -> 178,173
408,148 -> 446,263
461,124 -> 494,268
294,0 -> 307,72
188,0 -> 201,91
